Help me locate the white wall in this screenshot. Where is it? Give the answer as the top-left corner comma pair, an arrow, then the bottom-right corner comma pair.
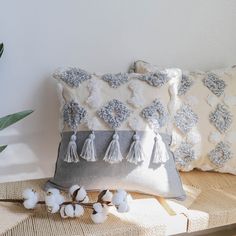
0,0 -> 236,183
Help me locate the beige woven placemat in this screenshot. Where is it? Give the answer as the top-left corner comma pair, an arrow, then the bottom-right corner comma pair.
0,179 -> 186,236
0,170 -> 236,235
180,171 -> 236,232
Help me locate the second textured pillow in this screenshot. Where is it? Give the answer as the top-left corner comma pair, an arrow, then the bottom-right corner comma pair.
132,60 -> 236,175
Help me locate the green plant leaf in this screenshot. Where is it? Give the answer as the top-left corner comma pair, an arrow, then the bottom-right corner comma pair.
0,43 -> 3,58
0,110 -> 33,131
0,145 -> 7,153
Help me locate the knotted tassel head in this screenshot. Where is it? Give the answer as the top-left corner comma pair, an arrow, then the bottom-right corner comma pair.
80,132 -> 97,162
151,133 -> 169,164
64,133 -> 80,163
126,132 -> 145,165
103,132 -> 123,164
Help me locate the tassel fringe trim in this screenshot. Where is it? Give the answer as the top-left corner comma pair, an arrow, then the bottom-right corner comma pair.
80,132 -> 97,162
126,133 -> 145,164
103,132 -> 123,164
152,133 -> 170,164
64,133 -> 80,163
64,131 -> 170,165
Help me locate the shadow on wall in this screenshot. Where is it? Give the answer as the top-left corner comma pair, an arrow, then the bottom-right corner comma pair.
0,76 -> 60,182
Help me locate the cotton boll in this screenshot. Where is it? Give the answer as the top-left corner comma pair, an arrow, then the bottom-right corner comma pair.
112,190 -> 127,206
54,194 -> 65,205
101,190 -> 113,202
80,195 -> 89,203
91,213 -> 107,224
22,188 -> 34,199
33,193 -> 39,201
47,188 -> 60,196
46,188 -> 65,205
112,193 -> 123,206
31,195 -> 39,204
22,188 -> 37,200
101,204 -> 109,215
117,189 -> 127,198
60,205 -> 68,218
112,189 -> 129,212
69,185 -> 80,196
74,204 -> 84,217
117,201 -> 129,213
75,187 -> 87,202
45,195 -> 57,207
65,204 -> 75,217
23,199 -> 37,209
48,203 -> 60,214
93,203 -> 103,213
22,188 -> 38,209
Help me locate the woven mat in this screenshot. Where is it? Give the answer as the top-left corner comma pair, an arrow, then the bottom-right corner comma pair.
0,170 -> 236,235
180,171 -> 236,232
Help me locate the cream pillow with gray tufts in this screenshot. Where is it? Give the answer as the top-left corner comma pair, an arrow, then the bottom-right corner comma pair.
45,67 -> 186,199
132,61 -> 236,175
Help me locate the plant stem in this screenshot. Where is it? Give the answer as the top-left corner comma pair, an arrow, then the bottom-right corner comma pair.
0,199 -> 44,204
0,199 -> 111,209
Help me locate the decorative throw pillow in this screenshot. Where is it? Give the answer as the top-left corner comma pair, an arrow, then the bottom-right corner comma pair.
132,61 -> 236,175
45,67 -> 186,200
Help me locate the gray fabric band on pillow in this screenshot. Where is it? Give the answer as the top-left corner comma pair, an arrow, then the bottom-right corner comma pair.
46,130 -> 185,200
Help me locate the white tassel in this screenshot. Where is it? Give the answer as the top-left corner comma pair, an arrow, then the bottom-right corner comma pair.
64,133 -> 80,163
152,133 -> 169,164
126,133 -> 145,164
104,132 -> 123,164
80,132 -> 97,162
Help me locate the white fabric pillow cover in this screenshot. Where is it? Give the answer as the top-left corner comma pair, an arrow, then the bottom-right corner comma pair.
46,67 -> 186,199
132,61 -> 236,175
